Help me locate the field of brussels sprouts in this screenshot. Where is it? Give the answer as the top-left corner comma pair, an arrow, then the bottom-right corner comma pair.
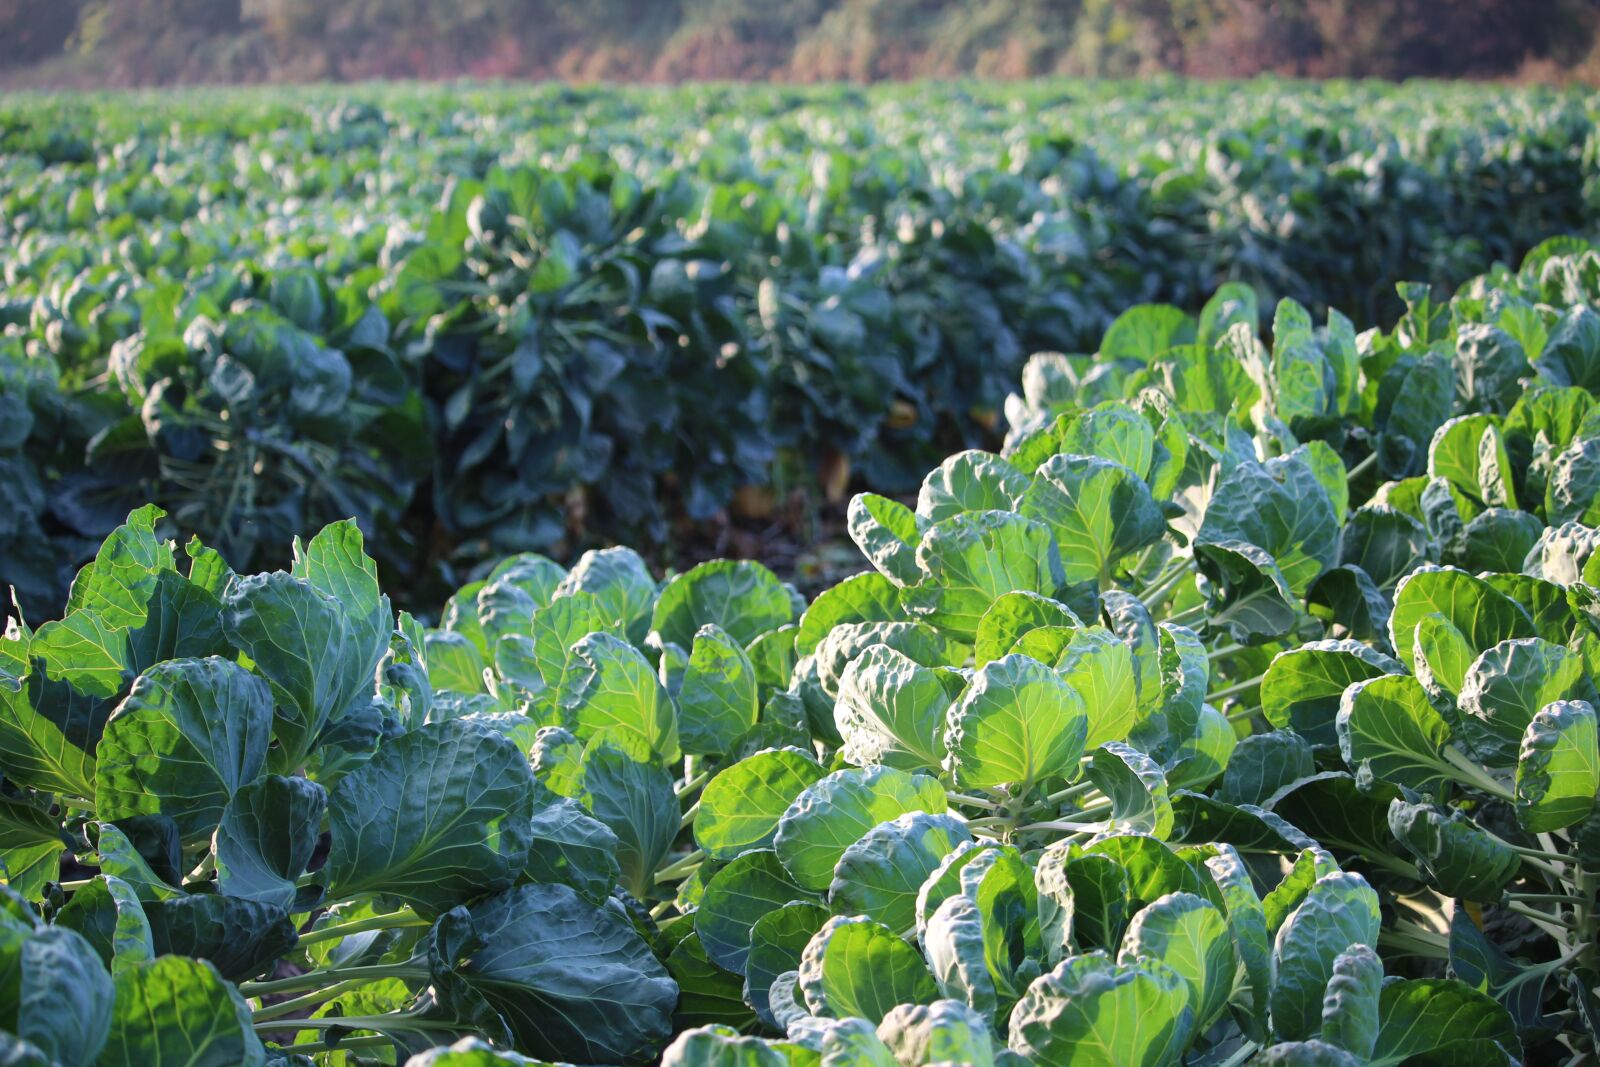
2,79 -> 1599,619
8,227 -> 1600,1066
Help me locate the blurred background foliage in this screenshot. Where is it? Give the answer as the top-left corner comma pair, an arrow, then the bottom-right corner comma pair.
2,0 -> 1598,86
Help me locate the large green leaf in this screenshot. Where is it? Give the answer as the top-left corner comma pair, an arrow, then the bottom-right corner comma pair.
98,956 -> 266,1067
798,915 -> 938,1023
324,720 -> 537,917
651,560 -> 794,649
677,624 -> 759,756
1008,952 -> 1194,1067
93,657 -> 272,840
775,766 -> 947,892
834,643 -> 954,771
694,849 -> 816,975
214,774 -> 327,910
1270,872 -> 1381,1041
1019,454 -> 1166,585
1516,698 -> 1600,832
830,812 -> 972,933
902,511 -> 1066,640
696,747 -> 825,861
944,653 -> 1088,791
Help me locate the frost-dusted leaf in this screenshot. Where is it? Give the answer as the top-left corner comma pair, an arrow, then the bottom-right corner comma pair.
215,774 -> 328,911
973,591 -> 1080,667
775,766 -> 946,892
1271,872 -> 1381,1041
917,450 -> 1028,523
1459,637 -> 1595,767
429,883 -> 676,1064
1119,892 -> 1233,1032
795,572 -> 901,657
945,653 -> 1087,791
652,559 -> 794,649
1086,742 -> 1173,838
678,624 -> 759,756
1008,952 -> 1194,1067
848,493 -> 926,588
1387,800 -> 1518,904
99,956 -> 266,1067
835,644 -> 953,770
1019,454 -> 1166,585
830,812 -> 972,933
1517,699 -> 1600,832
696,747 -> 825,861
746,902 -> 830,1029
1320,944 -> 1382,1059
904,510 -> 1065,640
1336,674 -> 1453,791
799,916 -> 937,1023
560,632 -> 679,761
324,720 -> 537,917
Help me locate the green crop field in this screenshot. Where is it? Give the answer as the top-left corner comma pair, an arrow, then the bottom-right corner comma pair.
4,79 -> 1600,1066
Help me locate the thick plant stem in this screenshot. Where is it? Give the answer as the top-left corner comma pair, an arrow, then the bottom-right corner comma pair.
240,963 -> 427,999
655,849 -> 705,882
252,980 -> 365,1023
257,1014 -> 458,1035
274,1034 -> 396,1057
1441,746 -> 1516,803
297,907 -> 427,947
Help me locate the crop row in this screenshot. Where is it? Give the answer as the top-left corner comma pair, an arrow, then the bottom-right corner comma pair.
1,80 -> 1597,613
3,235 -> 1600,1063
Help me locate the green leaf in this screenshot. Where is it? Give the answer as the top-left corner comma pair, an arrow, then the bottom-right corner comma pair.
324,720 -> 537,917
1516,698 -> 1600,832
1019,455 -> 1166,585
745,902 -> 830,1029
1335,674 -> 1454,791
799,916 -> 937,1023
1008,952 -> 1194,1067
1086,742 -> 1173,838
1370,978 -> 1518,1066
1319,944 -> 1382,1059
144,894 -> 298,982
1339,506 -> 1433,592
973,591 -> 1081,668
848,493 -> 926,588
795,573 -> 902,657
1058,627 -> 1141,749
1199,457 -> 1339,597
2,926 -> 112,1067
667,933 -> 757,1031
652,560 -> 795,649
1459,637 -> 1595,767
944,654 -> 1088,792
1270,872 -> 1380,1041
524,796 -> 619,905
429,883 -> 676,1064
696,748 -> 825,861
830,812 -> 973,933
775,766 -> 947,892
660,1024 -> 795,1066
835,644 -> 953,771
1204,845 -> 1271,1042
215,774 -> 328,911
878,999 -> 1000,1067
99,956 -> 266,1067
1217,731 -> 1316,807
94,657 -> 272,840
695,849 -> 816,975
554,547 -> 658,644
51,875 -> 153,976
1387,800 -> 1518,904
678,624 -> 759,756
903,511 -> 1066,640
1388,566 -> 1534,676
560,632 -> 679,762
916,449 -> 1029,523
581,737 -> 679,900
62,505 -> 173,630
291,518 -> 392,702
220,571 -> 352,766
1119,892 -> 1234,1032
